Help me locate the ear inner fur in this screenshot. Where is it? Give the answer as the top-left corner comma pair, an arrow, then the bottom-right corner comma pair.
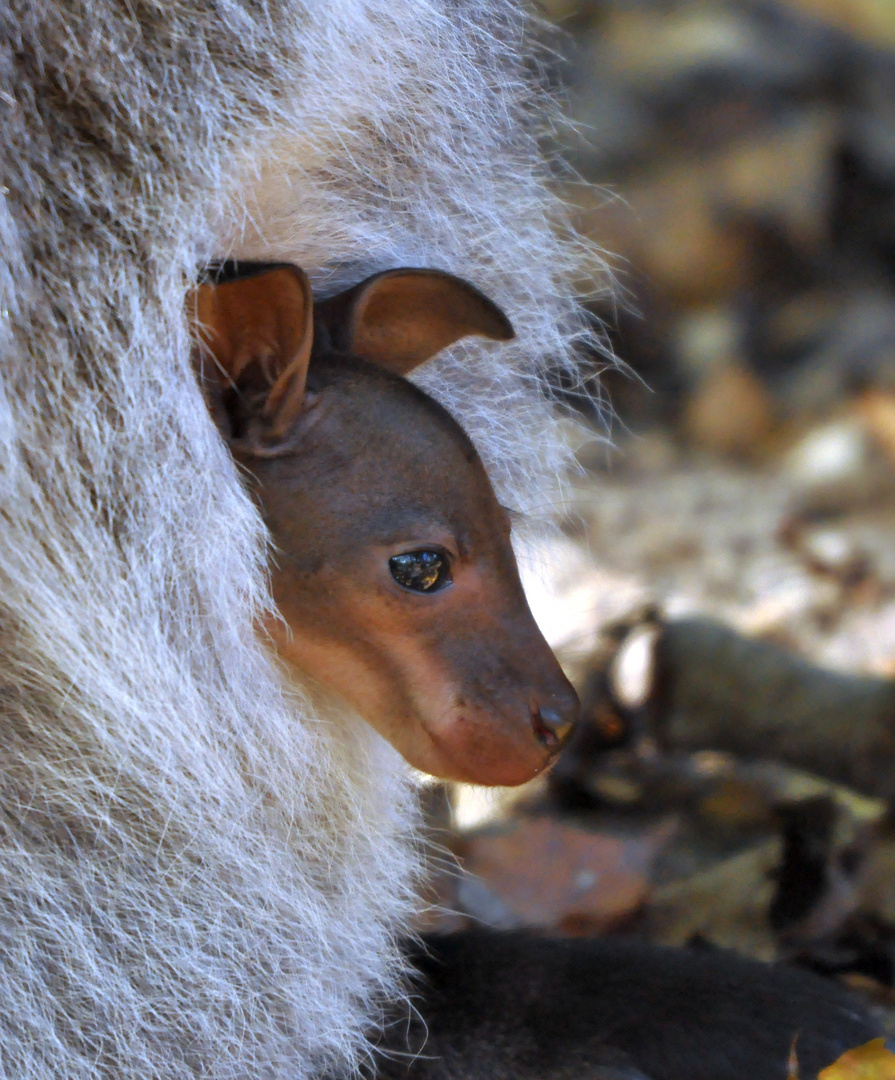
319,269 -> 515,375
263,268 -> 315,436
190,266 -> 314,437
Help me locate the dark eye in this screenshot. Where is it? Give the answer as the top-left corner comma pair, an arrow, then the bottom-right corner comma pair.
389,550 -> 452,593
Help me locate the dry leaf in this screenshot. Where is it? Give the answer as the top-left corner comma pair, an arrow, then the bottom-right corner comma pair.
819,1039 -> 895,1079
459,817 -> 674,933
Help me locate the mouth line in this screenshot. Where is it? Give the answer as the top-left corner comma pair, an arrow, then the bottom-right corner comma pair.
418,704 -> 556,782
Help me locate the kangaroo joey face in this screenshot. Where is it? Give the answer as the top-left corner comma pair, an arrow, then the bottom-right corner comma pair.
190,265 -> 578,786
253,362 -> 579,787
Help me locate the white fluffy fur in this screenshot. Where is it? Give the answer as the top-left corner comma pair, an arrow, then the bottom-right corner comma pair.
0,1 -> 602,1076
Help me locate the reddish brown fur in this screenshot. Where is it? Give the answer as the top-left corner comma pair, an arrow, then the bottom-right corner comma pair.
190,265 -> 578,785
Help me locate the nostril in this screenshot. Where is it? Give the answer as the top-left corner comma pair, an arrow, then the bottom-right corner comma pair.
531,706 -> 575,750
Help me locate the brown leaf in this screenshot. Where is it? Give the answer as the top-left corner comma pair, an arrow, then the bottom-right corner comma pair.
459,816 -> 674,933
683,364 -> 775,460
818,1039 -> 895,1079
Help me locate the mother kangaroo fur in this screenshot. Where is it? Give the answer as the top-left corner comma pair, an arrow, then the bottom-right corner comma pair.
0,2 -> 599,1077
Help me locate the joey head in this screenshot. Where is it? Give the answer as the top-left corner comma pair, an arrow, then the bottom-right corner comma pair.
190,264 -> 578,786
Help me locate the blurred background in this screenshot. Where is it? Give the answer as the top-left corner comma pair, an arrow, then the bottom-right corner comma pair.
549,0 -> 895,673
424,0 -> 895,1032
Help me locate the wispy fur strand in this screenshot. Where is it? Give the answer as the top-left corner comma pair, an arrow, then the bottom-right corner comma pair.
0,2 -> 603,1077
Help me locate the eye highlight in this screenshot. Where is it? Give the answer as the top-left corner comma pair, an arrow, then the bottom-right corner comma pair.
389,550 -> 452,593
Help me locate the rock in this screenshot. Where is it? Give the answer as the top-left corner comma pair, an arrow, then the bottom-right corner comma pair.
785,418 -> 871,486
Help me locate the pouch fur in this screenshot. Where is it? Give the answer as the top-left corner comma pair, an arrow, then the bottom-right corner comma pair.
0,2 -> 599,1077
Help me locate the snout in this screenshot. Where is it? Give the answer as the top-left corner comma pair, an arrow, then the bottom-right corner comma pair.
422,672 -> 580,788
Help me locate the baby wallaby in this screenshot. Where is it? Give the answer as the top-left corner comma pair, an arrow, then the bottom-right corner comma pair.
188,266 -> 882,1080
190,265 -> 579,786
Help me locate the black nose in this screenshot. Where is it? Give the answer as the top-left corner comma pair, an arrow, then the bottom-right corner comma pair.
531,703 -> 577,750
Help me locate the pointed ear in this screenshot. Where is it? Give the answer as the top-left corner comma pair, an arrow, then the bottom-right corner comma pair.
315,268 -> 514,376
188,265 -> 314,450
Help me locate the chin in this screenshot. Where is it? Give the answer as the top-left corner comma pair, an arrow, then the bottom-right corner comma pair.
403,735 -> 553,788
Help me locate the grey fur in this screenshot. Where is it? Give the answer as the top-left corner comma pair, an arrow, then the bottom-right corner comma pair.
0,2 -> 601,1077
